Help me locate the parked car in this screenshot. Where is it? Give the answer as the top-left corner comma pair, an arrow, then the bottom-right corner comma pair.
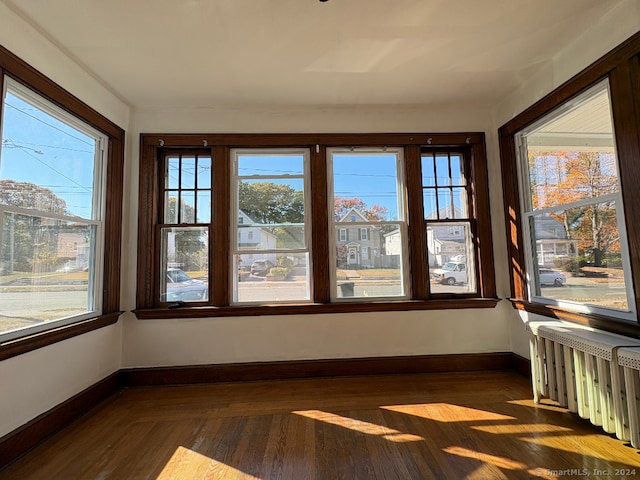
538,268 -> 567,287
431,262 -> 467,285
164,268 -> 207,301
250,259 -> 274,276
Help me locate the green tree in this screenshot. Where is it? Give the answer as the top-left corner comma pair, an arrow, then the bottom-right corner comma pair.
164,197 -> 207,271
238,182 -> 304,224
238,182 -> 305,248
0,180 -> 69,274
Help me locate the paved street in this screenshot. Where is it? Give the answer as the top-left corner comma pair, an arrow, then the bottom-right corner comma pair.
1,274 -> 629,335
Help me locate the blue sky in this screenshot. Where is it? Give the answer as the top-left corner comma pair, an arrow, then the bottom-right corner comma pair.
0,91 -> 97,219
238,151 -> 402,220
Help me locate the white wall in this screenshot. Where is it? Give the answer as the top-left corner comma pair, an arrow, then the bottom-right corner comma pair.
0,326 -> 121,436
0,3 -> 130,437
121,103 -> 514,367
493,0 -> 640,359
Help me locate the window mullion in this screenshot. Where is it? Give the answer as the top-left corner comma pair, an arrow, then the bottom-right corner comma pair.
311,144 -> 331,303
212,145 -> 229,306
406,145 -> 428,299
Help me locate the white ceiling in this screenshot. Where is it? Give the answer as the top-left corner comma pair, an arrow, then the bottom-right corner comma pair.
2,0 -> 623,109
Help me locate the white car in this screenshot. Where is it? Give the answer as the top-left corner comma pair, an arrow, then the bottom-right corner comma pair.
431,262 -> 467,285
538,268 -> 567,287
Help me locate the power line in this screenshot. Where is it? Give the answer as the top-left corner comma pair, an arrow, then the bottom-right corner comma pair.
3,142 -> 91,194
4,101 -> 93,146
5,139 -> 93,154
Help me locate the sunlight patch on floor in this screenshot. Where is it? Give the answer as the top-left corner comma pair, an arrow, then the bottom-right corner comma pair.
471,423 -> 573,434
155,446 -> 261,480
382,403 -> 516,422
292,410 -> 423,442
519,435 -> 640,463
443,446 -> 527,471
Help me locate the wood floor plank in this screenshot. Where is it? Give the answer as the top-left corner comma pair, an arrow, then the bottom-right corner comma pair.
2,371 -> 640,479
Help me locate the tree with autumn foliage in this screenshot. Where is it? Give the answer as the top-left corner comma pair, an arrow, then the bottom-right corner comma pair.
529,151 -> 619,266
333,196 -> 388,221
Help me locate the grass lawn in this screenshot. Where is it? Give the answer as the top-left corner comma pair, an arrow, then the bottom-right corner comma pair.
336,268 -> 400,278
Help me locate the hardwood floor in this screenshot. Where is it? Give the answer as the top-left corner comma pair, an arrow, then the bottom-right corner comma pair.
2,371 -> 640,479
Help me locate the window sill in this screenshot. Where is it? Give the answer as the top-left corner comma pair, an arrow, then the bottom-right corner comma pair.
133,298 -> 501,319
508,298 -> 640,339
0,312 -> 122,361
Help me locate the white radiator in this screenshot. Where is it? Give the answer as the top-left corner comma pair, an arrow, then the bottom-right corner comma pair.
617,347 -> 640,447
526,321 -> 640,445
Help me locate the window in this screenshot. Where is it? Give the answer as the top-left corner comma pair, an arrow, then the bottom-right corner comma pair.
515,81 -> 634,319
0,45 -> 124,353
0,79 -> 107,339
329,148 -> 407,300
159,151 -> 211,303
136,133 -> 496,317
422,150 -> 476,294
499,32 -> 640,332
232,149 -> 311,304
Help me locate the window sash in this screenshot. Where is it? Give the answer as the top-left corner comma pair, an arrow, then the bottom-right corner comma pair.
230,148 -> 312,305
0,80 -> 107,342
327,147 -> 409,301
514,80 -> 636,320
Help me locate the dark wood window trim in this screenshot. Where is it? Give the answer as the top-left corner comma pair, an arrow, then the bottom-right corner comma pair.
499,31 -> 640,337
136,132 -> 497,318
0,46 -> 124,360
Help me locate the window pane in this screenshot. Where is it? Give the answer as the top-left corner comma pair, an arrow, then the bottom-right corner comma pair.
530,204 -> 629,312
435,154 -> 450,186
423,190 -> 437,219
166,156 -> 179,189
450,154 -> 465,187
0,212 -> 97,335
238,153 -> 304,176
180,156 -> 196,189
197,156 -> 212,189
528,152 -> 618,211
238,178 -> 305,222
180,191 -> 196,223
332,153 -> 400,222
525,83 -> 618,211
437,190 -> 454,218
196,191 -> 211,223
421,156 -> 436,187
238,178 -> 305,249
451,187 -> 468,218
0,91 -> 98,220
335,224 -> 405,298
428,222 -> 476,294
164,192 -> 179,223
235,253 -> 310,303
160,227 -> 208,302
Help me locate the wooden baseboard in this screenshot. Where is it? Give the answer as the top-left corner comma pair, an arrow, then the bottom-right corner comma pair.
512,353 -> 531,380
120,352 -> 515,386
1,352 -> 528,470
0,372 -> 122,469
